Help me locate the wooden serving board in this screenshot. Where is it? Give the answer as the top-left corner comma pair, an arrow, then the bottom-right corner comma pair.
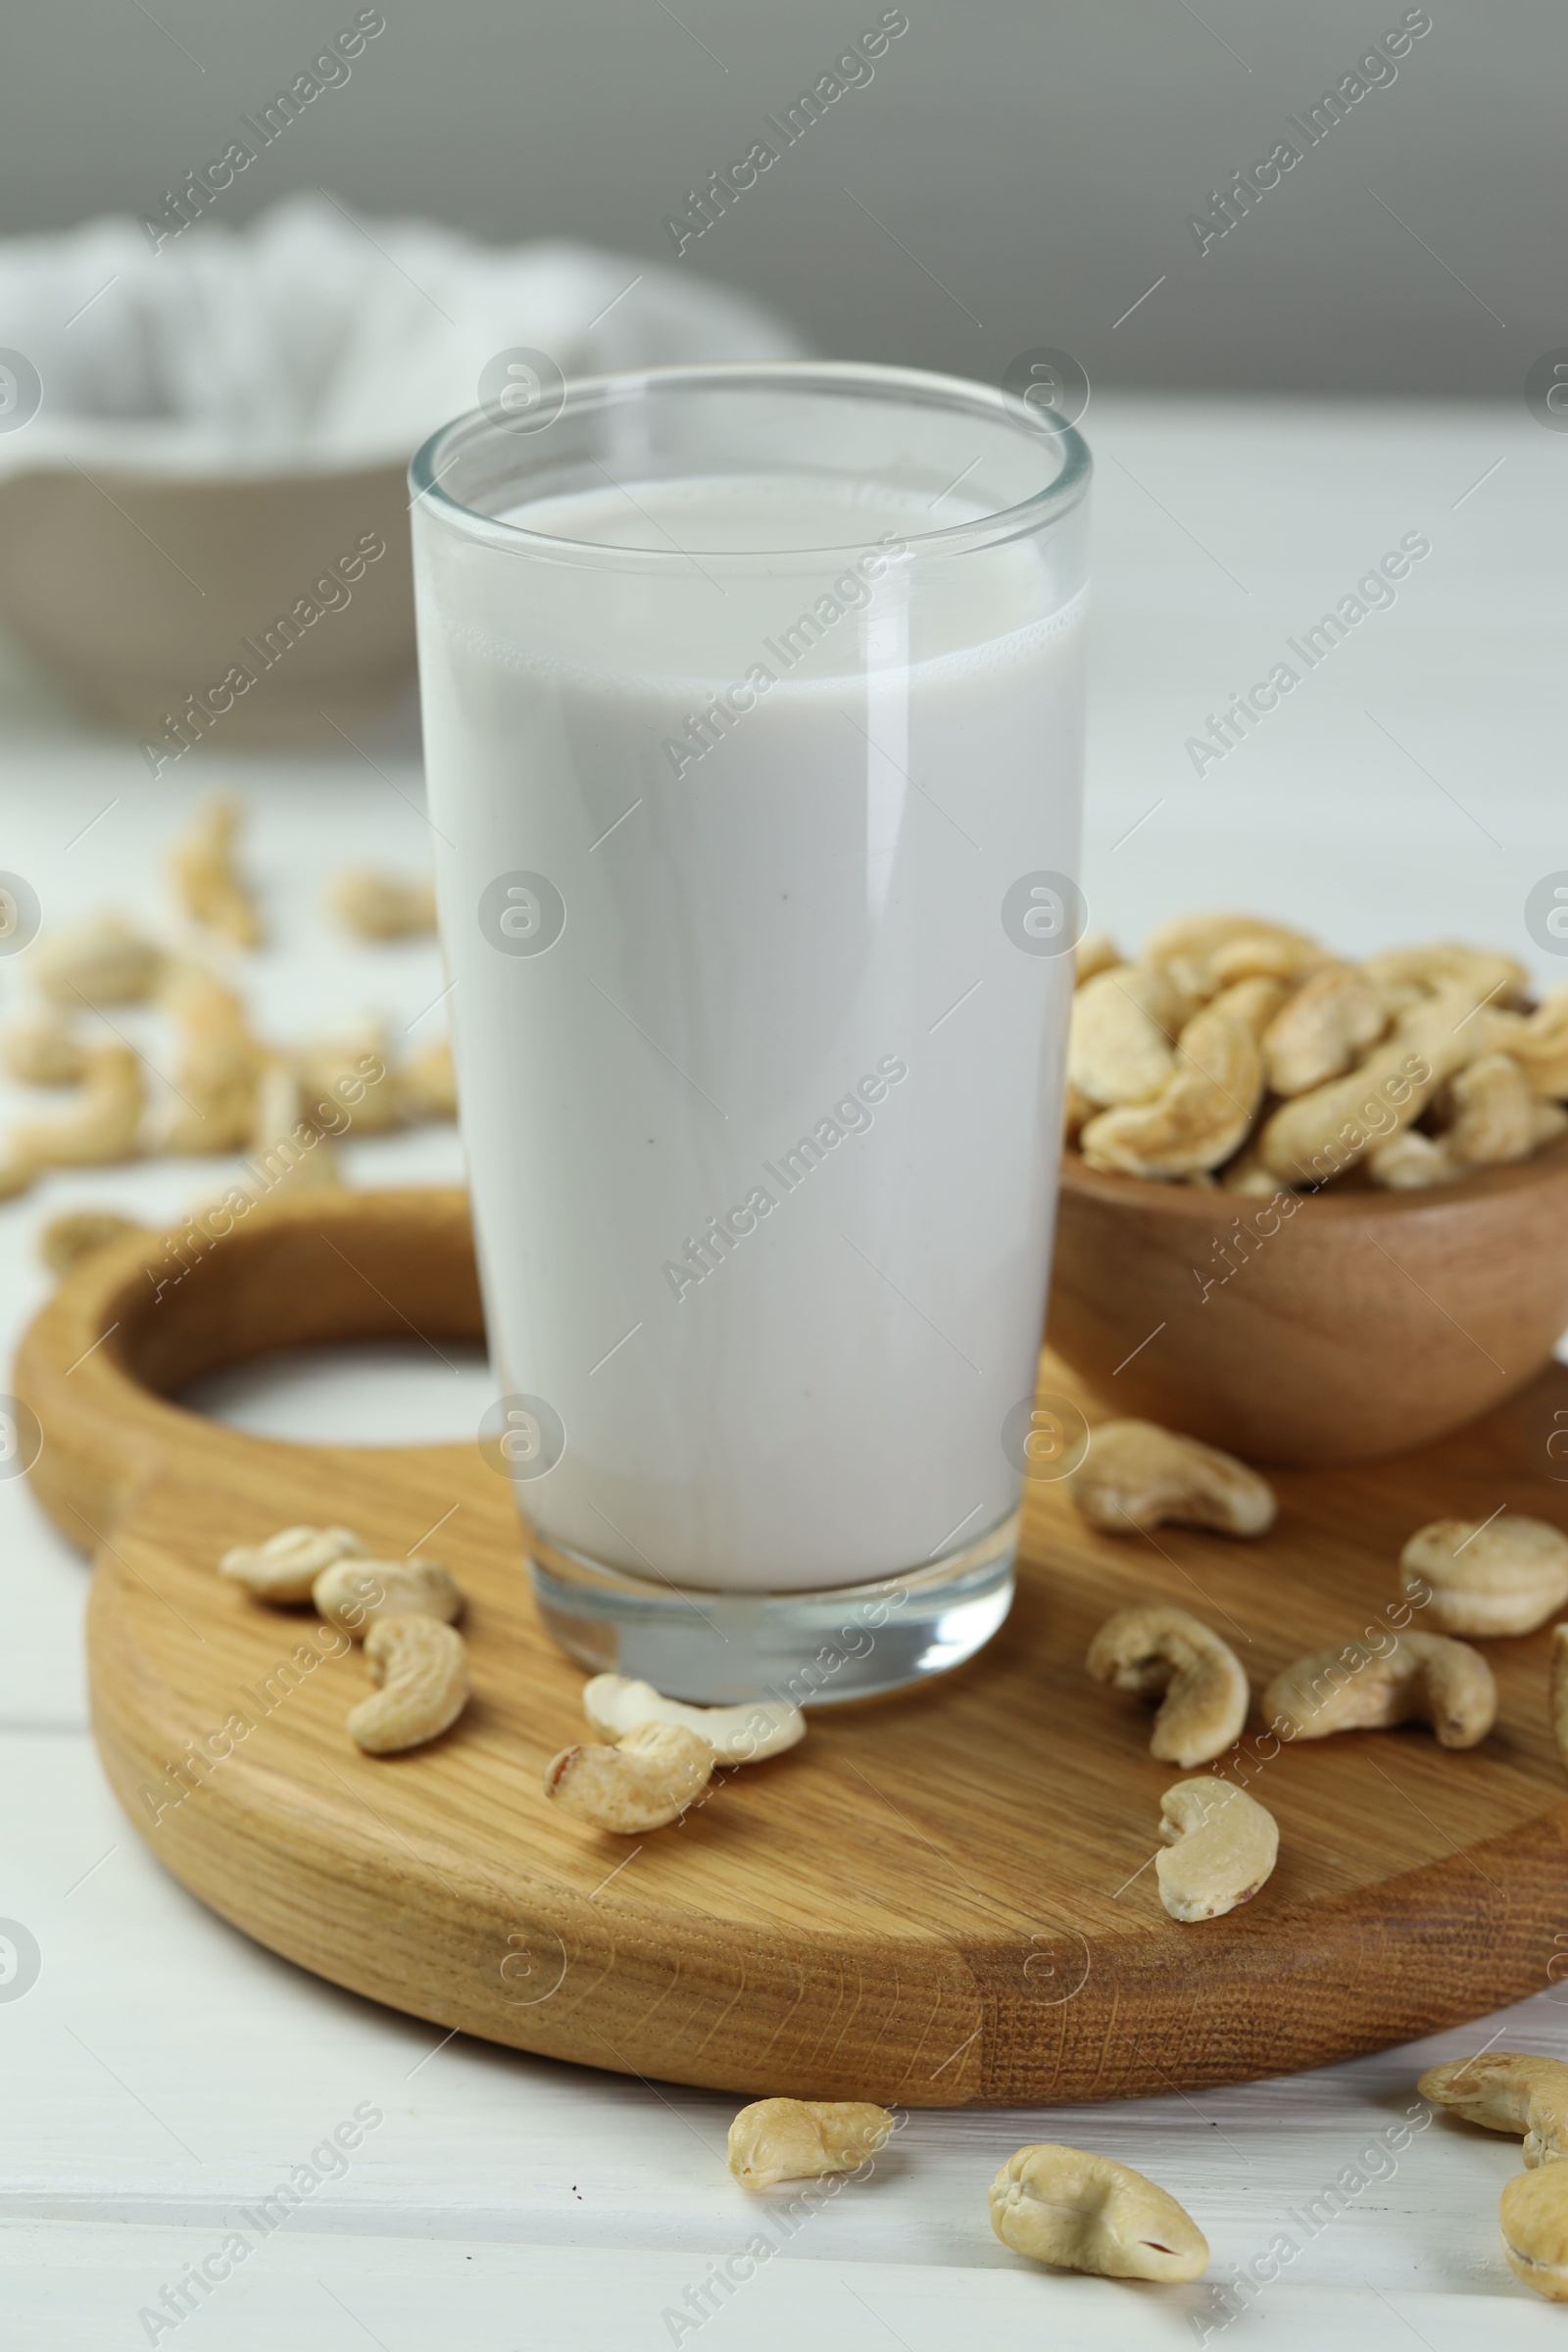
18,1187 -> 1568,2108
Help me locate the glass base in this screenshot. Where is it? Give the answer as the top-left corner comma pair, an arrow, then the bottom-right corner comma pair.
525,1511 -> 1019,1706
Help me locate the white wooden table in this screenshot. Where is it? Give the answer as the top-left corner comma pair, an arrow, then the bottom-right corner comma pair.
2,395 -> 1565,2348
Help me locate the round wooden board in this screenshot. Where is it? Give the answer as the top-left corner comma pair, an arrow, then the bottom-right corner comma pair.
17,1186 -> 1568,2108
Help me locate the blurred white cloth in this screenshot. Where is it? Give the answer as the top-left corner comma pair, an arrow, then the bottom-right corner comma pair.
0,193 -> 802,474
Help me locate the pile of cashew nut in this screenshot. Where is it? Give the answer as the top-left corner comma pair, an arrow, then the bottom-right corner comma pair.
1067,913 -> 1568,1189
0,794 -> 456,1247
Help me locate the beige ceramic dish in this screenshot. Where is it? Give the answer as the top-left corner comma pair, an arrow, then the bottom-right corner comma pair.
1047,1133 -> 1568,1464
0,461 -> 412,741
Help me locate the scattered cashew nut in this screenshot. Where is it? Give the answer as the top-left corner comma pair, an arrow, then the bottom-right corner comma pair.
1155,1778 -> 1278,1922
330,868 -> 438,941
1501,2165 -> 1568,2301
727,2098 -> 894,2187
1399,1515 -> 1568,1638
543,1720 -> 713,1832
169,795 -> 262,947
1416,2054 -> 1568,2168
9,1043 -> 143,1168
583,1674 -> 805,1764
241,1056 -> 341,1198
1087,1606 -> 1249,1768
297,1016 -> 402,1136
1069,1420 -> 1276,1539
314,1557 -> 465,1639
347,1614 -> 469,1754
1264,1630 -> 1495,1748
988,2143 -> 1208,2281
32,914 -> 164,1007
3,1007 -> 88,1086
219,1523 -> 368,1602
161,964 -> 263,1154
398,1035 -> 457,1121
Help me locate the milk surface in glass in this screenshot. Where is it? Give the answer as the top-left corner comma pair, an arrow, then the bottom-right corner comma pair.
417,463 -> 1085,1594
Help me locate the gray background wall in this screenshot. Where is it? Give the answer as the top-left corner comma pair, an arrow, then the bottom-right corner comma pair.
4,1 -> 1557,398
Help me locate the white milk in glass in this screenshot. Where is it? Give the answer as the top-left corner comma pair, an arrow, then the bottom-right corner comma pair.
418,473 -> 1084,1592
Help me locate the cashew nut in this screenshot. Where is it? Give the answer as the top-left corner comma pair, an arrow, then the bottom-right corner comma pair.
1366,1128 -> 1455,1190
1067,963 -> 1183,1107
1501,2164 -> 1568,2301
1262,963 -> 1387,1097
1479,990 -> 1568,1100
1206,931 -> 1331,990
1069,1420 -> 1276,1539
727,2098 -> 894,2187
169,795 -> 262,948
9,1043 -> 143,1168
988,2143 -> 1208,2280
1361,942 -> 1530,1020
1439,1051 -> 1538,1168
32,914 -> 164,1007
1087,1606 -> 1249,1767
314,1557 -> 464,1640
239,1056 -> 341,1198
220,1523 -> 368,1602
1078,980 -> 1284,1179
1264,1630 -> 1495,1747
1155,1777 -> 1278,1922
543,1720 -> 713,1832
330,868 -> 438,941
347,1614 -> 469,1754
297,1016 -> 402,1136
1218,1140 -> 1288,1197
583,1674 -> 805,1764
398,1036 -> 457,1122
161,964 -> 263,1155
1399,1515 -> 1568,1638
3,1007 -> 87,1086
1074,930 -> 1122,987
39,1207 -> 148,1276
1416,2053 -> 1568,2167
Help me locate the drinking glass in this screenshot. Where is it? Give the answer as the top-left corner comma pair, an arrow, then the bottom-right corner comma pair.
410,362 -> 1090,1701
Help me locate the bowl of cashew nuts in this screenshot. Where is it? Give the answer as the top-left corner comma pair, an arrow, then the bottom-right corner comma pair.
1047,913 -> 1568,1465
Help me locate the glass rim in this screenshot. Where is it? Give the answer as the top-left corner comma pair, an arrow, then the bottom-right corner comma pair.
409,359 -> 1091,566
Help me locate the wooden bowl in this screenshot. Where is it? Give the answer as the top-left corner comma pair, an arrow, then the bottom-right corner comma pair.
1046,1133 -> 1568,1465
